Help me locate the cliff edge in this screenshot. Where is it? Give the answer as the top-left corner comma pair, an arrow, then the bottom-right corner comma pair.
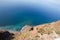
0,20 -> 60,40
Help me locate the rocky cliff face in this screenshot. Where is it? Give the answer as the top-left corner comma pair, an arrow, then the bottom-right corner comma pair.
0,20 -> 60,40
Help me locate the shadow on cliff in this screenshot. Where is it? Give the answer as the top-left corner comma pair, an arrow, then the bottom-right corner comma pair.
0,31 -> 14,40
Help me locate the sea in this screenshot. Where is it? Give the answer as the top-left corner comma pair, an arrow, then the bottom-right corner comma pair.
0,2 -> 60,31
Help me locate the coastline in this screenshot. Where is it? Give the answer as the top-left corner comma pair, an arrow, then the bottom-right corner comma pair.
0,20 -> 60,40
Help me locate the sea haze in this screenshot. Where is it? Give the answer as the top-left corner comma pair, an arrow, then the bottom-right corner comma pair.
0,0 -> 60,31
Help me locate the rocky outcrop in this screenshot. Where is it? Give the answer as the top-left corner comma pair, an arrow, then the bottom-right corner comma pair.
12,20 -> 60,40
0,20 -> 60,40
0,30 -> 14,40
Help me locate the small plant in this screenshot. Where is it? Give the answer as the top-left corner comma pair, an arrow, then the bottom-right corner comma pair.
38,28 -> 45,35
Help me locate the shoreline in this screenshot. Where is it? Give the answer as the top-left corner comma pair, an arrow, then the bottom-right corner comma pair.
0,20 -> 60,40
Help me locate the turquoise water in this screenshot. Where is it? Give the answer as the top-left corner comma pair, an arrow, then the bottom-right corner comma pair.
0,1 -> 60,31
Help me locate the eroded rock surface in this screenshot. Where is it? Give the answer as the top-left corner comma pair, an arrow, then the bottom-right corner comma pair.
1,20 -> 60,40
12,20 -> 60,40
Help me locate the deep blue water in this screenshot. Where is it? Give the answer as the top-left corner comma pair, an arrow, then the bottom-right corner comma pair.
0,1 -> 60,31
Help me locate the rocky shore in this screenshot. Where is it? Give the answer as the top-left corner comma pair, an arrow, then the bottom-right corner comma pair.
0,20 -> 60,40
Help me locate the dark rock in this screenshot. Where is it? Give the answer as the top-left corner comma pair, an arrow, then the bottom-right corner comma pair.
0,31 -> 14,40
